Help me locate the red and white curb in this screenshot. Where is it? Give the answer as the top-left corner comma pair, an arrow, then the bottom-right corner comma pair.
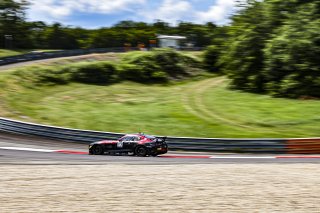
0,147 -> 87,155
160,155 -> 320,159
1,147 -> 320,158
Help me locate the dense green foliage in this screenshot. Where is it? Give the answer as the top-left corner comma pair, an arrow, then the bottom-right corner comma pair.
203,45 -> 221,73
0,0 -> 31,48
263,1 -> 320,98
207,0 -> 320,98
0,1 -> 219,49
14,61 -> 118,86
71,62 -> 118,84
119,49 -> 202,82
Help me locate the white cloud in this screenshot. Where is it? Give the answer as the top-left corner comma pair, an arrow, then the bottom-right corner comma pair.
138,0 -> 192,24
26,0 -> 241,27
195,0 -> 239,25
28,0 -> 146,21
139,0 -> 240,25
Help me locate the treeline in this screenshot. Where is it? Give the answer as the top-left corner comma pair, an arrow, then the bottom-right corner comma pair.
2,0 -> 319,99
0,0 -> 224,49
205,0 -> 320,98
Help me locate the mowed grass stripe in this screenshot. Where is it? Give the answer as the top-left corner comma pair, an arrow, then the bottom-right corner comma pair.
202,80 -> 320,137
189,78 -> 298,136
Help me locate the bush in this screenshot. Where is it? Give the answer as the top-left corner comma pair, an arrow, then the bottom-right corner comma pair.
119,49 -> 203,83
14,66 -> 70,87
13,62 -> 118,86
119,63 -> 167,83
70,62 -> 118,84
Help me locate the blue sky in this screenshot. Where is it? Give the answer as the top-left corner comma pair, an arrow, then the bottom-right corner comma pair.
26,0 -> 240,28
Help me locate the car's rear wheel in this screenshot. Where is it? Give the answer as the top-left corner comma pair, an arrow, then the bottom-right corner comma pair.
92,145 -> 104,155
135,146 -> 148,157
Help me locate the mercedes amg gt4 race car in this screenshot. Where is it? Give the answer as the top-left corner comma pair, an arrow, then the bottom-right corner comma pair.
89,133 -> 168,157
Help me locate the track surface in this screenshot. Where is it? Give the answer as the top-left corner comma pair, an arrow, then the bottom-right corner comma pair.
1,132 -> 319,164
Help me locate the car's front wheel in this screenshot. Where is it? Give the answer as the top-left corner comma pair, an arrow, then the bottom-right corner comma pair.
91,145 -> 104,155
134,146 -> 148,157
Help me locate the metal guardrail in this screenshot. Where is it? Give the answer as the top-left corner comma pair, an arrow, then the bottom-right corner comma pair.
0,117 -> 289,153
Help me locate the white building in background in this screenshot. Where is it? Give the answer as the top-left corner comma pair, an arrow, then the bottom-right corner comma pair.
157,35 -> 186,49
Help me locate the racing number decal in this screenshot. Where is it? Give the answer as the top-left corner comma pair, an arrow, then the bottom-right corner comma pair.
117,141 -> 124,148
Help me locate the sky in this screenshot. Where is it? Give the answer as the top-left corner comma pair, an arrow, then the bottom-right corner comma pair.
26,0 -> 240,28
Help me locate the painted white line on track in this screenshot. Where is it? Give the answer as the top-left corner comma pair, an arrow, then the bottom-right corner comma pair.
210,156 -> 276,159
1,147 -> 319,158
0,147 -> 54,153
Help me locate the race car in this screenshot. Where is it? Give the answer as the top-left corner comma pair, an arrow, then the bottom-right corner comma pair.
89,133 -> 168,157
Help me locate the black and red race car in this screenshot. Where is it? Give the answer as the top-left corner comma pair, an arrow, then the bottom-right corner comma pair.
89,133 -> 168,157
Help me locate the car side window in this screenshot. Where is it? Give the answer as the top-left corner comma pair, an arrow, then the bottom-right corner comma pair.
120,136 -> 129,142
123,136 -> 133,142
132,136 -> 139,141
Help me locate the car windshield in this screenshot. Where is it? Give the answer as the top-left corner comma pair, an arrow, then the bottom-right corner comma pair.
143,134 -> 155,139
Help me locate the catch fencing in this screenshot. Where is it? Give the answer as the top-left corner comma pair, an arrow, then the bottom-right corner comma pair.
1,117 -> 319,153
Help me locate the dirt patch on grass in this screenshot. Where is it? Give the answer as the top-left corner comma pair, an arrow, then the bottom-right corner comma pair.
1,164 -> 319,212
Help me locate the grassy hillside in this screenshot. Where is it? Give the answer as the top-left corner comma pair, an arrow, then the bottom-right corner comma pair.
0,49 -> 61,58
0,50 -> 319,138
0,49 -> 30,58
1,75 -> 319,138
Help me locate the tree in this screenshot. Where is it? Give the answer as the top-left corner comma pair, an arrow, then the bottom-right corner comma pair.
44,23 -> 79,49
263,0 -> 320,98
27,21 -> 47,48
218,0 -> 320,98
0,0 -> 31,48
203,45 -> 221,73
114,20 -> 148,29
220,0 -> 269,92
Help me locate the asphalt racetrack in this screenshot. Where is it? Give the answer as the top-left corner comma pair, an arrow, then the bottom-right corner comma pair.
1,132 -> 320,213
1,132 -> 320,164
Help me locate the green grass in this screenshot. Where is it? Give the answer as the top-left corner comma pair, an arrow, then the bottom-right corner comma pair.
0,49 -> 63,58
180,51 -> 204,61
1,72 -> 319,138
0,49 -> 30,58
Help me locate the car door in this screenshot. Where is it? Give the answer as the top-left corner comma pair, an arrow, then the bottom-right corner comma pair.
128,136 -> 140,150
122,136 -> 139,150
123,136 -> 139,150
117,136 -> 131,149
